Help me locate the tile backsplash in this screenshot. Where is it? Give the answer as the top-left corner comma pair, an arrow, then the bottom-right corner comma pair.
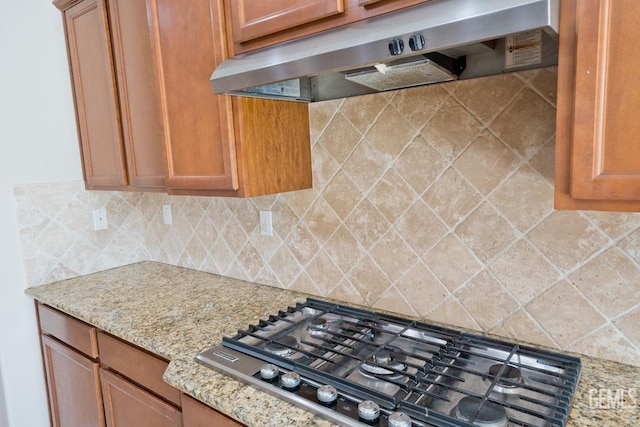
15,67 -> 640,367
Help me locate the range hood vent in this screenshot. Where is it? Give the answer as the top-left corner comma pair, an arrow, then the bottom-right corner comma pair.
211,0 -> 559,102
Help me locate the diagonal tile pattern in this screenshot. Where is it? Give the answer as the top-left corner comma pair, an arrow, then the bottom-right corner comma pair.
14,67 -> 640,367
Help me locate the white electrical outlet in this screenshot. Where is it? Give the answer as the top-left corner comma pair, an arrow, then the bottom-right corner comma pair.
260,210 -> 273,236
92,208 -> 108,230
162,204 -> 172,225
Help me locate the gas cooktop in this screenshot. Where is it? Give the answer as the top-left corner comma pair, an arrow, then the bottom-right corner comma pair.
196,298 -> 581,427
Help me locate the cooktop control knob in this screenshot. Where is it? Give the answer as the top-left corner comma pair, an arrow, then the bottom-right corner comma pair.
259,363 -> 279,380
409,34 -> 425,51
358,400 -> 381,421
280,371 -> 301,389
388,38 -> 404,56
388,411 -> 413,427
317,385 -> 338,404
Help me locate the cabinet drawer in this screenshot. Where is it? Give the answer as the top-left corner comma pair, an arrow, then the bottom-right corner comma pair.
38,303 -> 98,359
98,331 -> 181,407
182,394 -> 244,427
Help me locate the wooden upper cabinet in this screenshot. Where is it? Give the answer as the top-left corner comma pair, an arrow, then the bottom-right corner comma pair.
555,0 -> 640,211
228,0 -> 345,44
63,0 -> 127,189
149,0 -> 312,197
57,0 -> 166,192
226,0 -> 429,54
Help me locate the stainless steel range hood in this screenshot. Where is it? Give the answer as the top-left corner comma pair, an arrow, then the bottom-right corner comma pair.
211,0 -> 559,102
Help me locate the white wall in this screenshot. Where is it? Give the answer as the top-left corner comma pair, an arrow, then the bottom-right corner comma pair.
0,1 -> 83,426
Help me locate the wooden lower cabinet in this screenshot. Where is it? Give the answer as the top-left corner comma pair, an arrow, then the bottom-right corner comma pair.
182,394 -> 244,427
100,369 -> 182,427
37,303 -> 246,427
41,335 -> 105,427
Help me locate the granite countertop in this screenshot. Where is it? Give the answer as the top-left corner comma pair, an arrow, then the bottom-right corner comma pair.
25,262 -> 640,426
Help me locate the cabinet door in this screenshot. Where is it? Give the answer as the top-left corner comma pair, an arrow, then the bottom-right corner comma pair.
556,0 -> 640,210
228,0 -> 345,44
41,335 -> 105,427
182,394 -> 244,427
148,0 -> 239,192
108,0 -> 166,190
100,368 -> 182,427
64,0 -> 127,189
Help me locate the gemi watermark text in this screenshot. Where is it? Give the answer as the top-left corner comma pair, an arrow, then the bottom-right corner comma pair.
588,388 -> 638,410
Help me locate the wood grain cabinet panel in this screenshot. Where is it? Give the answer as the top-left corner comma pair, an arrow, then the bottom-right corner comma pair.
226,0 -> 429,54
57,0 -> 166,192
101,369 -> 182,427
228,0 -> 345,44
556,0 -> 640,210
149,0 -> 312,197
41,335 -> 105,427
38,303 -> 98,359
182,394 -> 244,427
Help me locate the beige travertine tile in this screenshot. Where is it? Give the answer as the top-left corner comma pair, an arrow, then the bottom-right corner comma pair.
491,309 -> 557,348
344,199 -> 389,248
396,262 -> 449,317
489,88 -> 556,159
426,297 -> 481,330
249,227 -> 283,264
305,249 -> 343,295
366,106 -> 417,160
490,165 -> 554,232
194,216 -> 219,248
290,272 -> 322,295
210,237 -> 235,274
271,200 -> 300,240
528,211 -> 609,271
283,188 -> 317,219
393,135 -> 448,195
301,196 -> 341,244
309,98 -> 342,141
59,238 -> 100,275
390,84 -> 450,129
618,227 -> 640,264
368,169 -> 416,223
347,256 -> 392,305
528,139 -> 555,185
527,67 -> 558,105
316,112 -> 361,164
184,235 -> 209,268
233,200 -> 259,236
423,167 -> 481,227
456,270 -> 519,330
615,307 -> 640,346
205,198 -> 234,230
342,140 -> 388,193
181,197 -> 206,231
454,130 -> 520,195
373,286 -> 418,317
424,234 -> 482,291
569,247 -> 640,318
322,171 -> 363,220
570,326 -> 639,367
237,242 -> 265,281
395,200 -> 447,256
250,194 -> 277,211
56,199 -> 93,235
220,218 -> 248,254
421,97 -> 483,161
324,225 -> 365,274
489,240 -> 560,303
285,223 -> 320,267
584,211 -> 640,240
453,73 -> 524,124
456,203 -> 517,263
255,264 -> 282,289
268,245 -> 302,288
341,93 -> 387,134
35,222 -> 77,260
370,229 -> 418,282
527,281 -> 607,348
225,260 -> 250,282
311,143 -> 341,191
328,279 -> 366,306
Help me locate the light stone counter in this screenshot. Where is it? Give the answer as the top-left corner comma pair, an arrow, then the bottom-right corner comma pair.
25,262 -> 639,426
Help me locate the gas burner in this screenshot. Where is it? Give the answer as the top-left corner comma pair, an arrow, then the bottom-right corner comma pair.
307,318 -> 330,338
486,364 -> 525,394
264,336 -> 299,358
453,396 -> 508,427
357,320 -> 378,340
359,350 -> 406,379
